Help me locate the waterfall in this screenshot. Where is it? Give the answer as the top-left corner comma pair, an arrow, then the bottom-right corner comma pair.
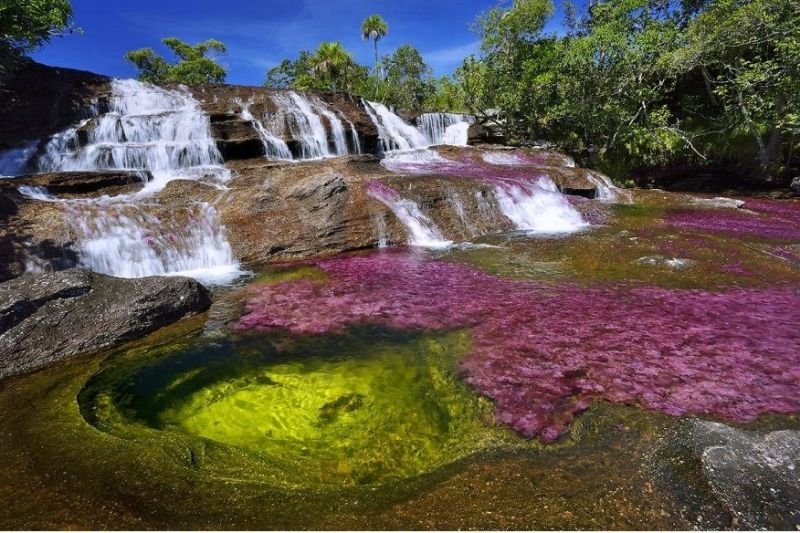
37,79 -> 230,194
493,177 -> 588,234
417,113 -> 474,146
586,172 -> 631,202
482,152 -> 527,166
362,103 -> 474,151
347,120 -> 362,154
310,97 -> 349,156
269,92 -> 329,159
363,101 -> 429,151
0,141 -> 39,176
237,99 -> 293,160
366,182 -> 452,249
15,79 -> 243,284
74,201 -> 242,284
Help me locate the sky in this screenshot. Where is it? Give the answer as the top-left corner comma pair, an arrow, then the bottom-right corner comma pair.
32,0 -> 573,87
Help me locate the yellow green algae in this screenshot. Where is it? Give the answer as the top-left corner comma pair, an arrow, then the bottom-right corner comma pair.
449,192 -> 800,289
80,325 -> 517,489
0,311 -> 797,529
0,191 -> 798,528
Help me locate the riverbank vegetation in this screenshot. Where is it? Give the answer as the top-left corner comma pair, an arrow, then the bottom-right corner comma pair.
2,0 -> 797,185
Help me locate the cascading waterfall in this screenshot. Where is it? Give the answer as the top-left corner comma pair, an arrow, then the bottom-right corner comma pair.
237,99 -> 293,160
0,141 -> 39,176
378,149 -> 588,236
37,79 -> 230,194
363,101 -> 429,151
417,113 -> 475,146
269,92 -> 344,159
587,172 -> 631,203
74,201 -> 240,283
366,182 -> 452,249
16,79 -> 242,284
362,102 -> 474,151
346,120 -> 362,154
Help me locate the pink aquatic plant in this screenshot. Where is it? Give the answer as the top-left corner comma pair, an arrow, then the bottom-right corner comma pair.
237,252 -> 800,442
666,199 -> 800,240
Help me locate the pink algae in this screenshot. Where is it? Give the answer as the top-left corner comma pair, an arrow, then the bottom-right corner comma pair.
236,252 -> 800,442
666,199 -> 800,240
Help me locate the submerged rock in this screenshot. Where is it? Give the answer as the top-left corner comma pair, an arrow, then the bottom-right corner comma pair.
688,421 -> 800,529
0,269 -> 211,379
6,170 -> 149,196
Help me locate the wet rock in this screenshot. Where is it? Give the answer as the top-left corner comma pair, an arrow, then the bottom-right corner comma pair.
0,61 -> 110,148
688,421 -> 800,529
6,170 -> 149,196
635,255 -> 696,270
690,196 -> 746,209
791,177 -> 800,196
0,269 -> 211,379
467,123 -> 505,145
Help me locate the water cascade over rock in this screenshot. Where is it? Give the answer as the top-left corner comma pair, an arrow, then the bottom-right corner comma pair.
11,79 -> 242,284
363,102 -> 475,151
36,79 -> 231,194
366,181 -> 453,249
268,92 -> 350,159
417,113 -> 475,146
380,148 -> 589,236
237,99 -> 293,160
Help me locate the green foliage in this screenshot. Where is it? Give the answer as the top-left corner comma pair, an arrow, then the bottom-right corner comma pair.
125,38 -> 227,84
461,0 -> 800,183
0,0 -> 76,71
361,14 -> 388,74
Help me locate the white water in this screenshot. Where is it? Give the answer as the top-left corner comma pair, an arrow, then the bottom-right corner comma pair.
367,188 -> 452,249
269,92 -> 333,159
417,113 -> 474,146
0,141 -> 39,176
482,151 -> 527,166
237,99 -> 293,160
494,177 -> 588,234
363,101 -> 428,151
37,79 -> 230,194
586,172 -> 631,202
18,79 -> 242,284
363,103 -> 474,151
75,202 -> 242,284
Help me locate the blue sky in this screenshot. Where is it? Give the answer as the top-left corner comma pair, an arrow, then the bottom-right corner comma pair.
33,0 -> 573,86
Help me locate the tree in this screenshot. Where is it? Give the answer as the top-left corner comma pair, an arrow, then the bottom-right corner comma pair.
125,38 -> 227,84
0,0 -> 76,70
309,41 -> 354,92
361,14 -> 388,76
378,44 -> 435,110
265,51 -> 314,89
674,0 -> 800,177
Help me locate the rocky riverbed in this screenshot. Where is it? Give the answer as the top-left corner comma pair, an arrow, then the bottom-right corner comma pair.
0,62 -> 798,530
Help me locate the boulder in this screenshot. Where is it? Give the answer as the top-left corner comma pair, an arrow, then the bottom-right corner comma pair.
467,123 -> 506,145
0,269 -> 212,379
6,170 -> 149,196
791,177 -> 800,196
687,420 -> 800,529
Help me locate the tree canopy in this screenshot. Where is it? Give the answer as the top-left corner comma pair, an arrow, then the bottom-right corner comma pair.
125,37 -> 227,84
361,14 -> 388,75
0,0 -> 75,71
460,0 -> 800,183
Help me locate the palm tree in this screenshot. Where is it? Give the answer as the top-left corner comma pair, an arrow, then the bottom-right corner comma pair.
361,14 -> 388,76
311,42 -> 353,91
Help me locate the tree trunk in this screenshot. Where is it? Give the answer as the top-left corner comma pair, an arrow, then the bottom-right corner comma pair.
374,40 -> 379,78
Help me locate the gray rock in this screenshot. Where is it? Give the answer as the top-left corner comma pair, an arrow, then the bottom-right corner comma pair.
791,177 -> 800,195
688,420 -> 800,530
636,255 -> 696,270
0,269 -> 211,379
690,196 -> 746,209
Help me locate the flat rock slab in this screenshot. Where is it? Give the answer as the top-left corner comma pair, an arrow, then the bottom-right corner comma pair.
688,420 -> 800,529
0,269 -> 211,379
6,170 -> 149,196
